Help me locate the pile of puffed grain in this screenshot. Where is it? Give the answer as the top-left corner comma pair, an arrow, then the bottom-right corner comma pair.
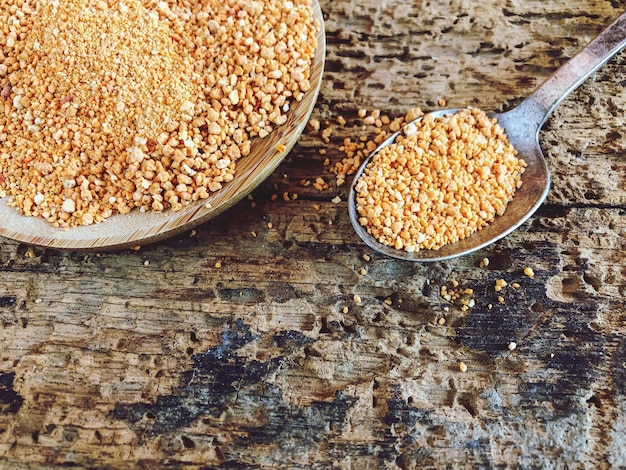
353,108 -> 526,252
0,0 -> 318,227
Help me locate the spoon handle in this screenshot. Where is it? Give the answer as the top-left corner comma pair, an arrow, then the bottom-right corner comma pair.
511,11 -> 626,130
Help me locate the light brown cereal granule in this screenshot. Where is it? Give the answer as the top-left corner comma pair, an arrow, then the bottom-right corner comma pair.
313,177 -> 328,191
363,115 -> 376,126
308,118 -> 321,132
353,108 -> 526,252
494,278 -> 507,292
404,107 -> 423,123
0,0 -> 319,227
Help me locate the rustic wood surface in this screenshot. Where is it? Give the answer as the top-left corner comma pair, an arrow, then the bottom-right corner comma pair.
1,0 -> 626,468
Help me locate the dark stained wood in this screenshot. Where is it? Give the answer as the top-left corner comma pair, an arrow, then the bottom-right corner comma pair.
1,0 -> 626,468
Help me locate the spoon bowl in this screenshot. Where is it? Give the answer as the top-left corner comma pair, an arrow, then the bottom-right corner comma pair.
349,107 -> 550,262
349,11 -> 626,262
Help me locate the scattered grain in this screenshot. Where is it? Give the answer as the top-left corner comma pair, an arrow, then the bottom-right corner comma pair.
494,279 -> 507,292
308,118 -> 321,132
440,281 -> 475,312
313,177 -> 329,191
405,107 -> 424,123
363,116 -> 376,126
330,108 -> 422,186
508,341 -> 517,351
321,127 -> 333,142
459,361 -> 468,372
523,267 -> 535,278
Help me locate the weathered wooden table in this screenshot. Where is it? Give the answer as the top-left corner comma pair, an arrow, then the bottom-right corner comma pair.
1,0 -> 625,468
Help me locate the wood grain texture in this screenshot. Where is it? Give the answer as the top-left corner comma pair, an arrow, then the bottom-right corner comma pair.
1,0 -> 626,468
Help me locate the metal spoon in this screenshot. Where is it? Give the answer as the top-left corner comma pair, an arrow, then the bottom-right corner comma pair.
349,11 -> 626,262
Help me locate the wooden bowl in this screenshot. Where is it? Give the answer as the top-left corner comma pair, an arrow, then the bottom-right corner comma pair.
0,1 -> 326,251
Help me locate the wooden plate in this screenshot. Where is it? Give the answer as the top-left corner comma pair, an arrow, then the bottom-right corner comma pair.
0,1 -> 326,251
